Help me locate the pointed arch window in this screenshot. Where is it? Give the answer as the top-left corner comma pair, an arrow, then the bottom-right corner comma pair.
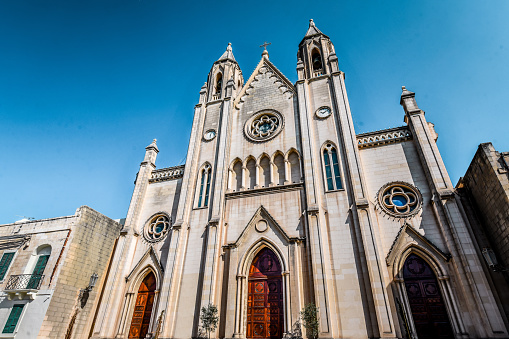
323,143 -> 342,191
198,164 -> 212,207
216,73 -> 223,94
311,48 -> 323,71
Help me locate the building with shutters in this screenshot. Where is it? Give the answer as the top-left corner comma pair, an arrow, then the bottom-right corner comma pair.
0,206 -> 121,338
87,20 -> 509,339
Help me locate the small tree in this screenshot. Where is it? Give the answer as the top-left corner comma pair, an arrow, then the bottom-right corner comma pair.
200,303 -> 219,339
300,303 -> 319,339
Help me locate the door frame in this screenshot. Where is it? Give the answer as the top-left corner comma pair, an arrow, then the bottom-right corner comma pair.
392,246 -> 466,338
234,240 -> 290,338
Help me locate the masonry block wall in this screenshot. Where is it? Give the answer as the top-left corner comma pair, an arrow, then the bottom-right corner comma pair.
461,143 -> 509,267
39,206 -> 122,339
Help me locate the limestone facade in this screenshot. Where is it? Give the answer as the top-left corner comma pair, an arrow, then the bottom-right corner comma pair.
0,206 -> 121,339
90,21 -> 509,339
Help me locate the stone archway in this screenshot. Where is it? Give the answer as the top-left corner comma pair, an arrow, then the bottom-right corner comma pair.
128,272 -> 156,339
246,248 -> 284,339
403,254 -> 453,339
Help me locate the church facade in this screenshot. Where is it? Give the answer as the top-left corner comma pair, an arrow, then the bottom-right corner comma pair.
89,21 -> 508,339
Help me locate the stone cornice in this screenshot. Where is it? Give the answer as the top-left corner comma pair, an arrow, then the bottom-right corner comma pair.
356,126 -> 412,149
149,165 -> 185,183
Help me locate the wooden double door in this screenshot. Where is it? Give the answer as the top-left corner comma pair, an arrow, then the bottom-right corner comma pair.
403,254 -> 453,339
129,272 -> 156,339
247,248 -> 284,339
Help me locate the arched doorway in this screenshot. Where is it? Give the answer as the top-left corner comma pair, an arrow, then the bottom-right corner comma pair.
247,248 -> 284,339
128,272 -> 156,339
403,254 -> 453,339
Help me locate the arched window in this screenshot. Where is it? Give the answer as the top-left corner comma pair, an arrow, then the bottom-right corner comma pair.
216,73 -> 223,94
274,154 -> 285,185
323,143 -> 342,191
233,161 -> 243,191
246,158 -> 257,189
311,48 -> 322,71
288,151 -> 301,183
25,245 -> 51,289
260,156 -> 271,188
198,164 -> 212,207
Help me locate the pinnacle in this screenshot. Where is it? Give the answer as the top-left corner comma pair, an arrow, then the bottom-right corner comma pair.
304,18 -> 323,37
217,42 -> 236,62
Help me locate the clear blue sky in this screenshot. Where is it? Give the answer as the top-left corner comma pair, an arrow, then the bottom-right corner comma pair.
1,1 -> 508,223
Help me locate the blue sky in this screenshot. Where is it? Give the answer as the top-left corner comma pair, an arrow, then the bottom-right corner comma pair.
1,1 -> 508,223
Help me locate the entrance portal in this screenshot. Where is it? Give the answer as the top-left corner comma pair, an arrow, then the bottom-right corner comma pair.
247,248 -> 284,339
128,272 -> 156,339
403,254 -> 453,339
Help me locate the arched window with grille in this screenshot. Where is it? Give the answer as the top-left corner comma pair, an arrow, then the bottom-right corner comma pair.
197,164 -> 212,207
322,143 -> 342,191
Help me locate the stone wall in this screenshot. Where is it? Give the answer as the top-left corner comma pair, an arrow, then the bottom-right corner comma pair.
461,142 -> 509,267
39,206 -> 121,339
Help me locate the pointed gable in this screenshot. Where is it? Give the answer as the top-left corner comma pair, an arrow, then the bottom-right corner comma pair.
227,205 -> 304,248
234,55 -> 295,110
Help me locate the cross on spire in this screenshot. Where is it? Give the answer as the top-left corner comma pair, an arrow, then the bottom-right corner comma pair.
260,41 -> 271,51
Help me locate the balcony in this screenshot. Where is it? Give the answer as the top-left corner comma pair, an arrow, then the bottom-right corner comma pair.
3,274 -> 44,300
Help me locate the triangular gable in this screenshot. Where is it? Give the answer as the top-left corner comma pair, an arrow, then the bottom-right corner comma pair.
386,224 -> 451,266
126,246 -> 164,283
227,205 -> 302,247
234,56 -> 295,109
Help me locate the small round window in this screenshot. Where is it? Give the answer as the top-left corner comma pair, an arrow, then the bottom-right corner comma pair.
377,182 -> 422,218
244,110 -> 284,142
144,214 -> 171,243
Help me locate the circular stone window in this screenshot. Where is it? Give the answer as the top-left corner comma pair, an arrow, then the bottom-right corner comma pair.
144,214 -> 171,242
244,110 -> 284,142
377,182 -> 422,218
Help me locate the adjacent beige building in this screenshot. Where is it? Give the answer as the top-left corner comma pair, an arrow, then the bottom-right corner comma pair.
87,20 -> 509,339
0,206 -> 121,339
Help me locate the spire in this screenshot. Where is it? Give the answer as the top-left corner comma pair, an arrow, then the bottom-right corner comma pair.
217,43 -> 236,63
304,19 -> 323,37
146,138 -> 159,153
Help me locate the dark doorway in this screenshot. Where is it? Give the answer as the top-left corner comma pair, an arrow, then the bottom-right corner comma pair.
247,248 -> 284,339
128,272 -> 156,339
403,254 -> 454,339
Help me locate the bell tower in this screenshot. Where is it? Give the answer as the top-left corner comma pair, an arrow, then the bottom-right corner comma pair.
297,19 -> 338,80
204,43 -> 244,102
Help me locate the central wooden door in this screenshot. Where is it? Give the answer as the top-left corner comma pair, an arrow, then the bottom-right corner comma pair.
129,272 -> 156,339
403,254 -> 453,339
247,248 -> 284,339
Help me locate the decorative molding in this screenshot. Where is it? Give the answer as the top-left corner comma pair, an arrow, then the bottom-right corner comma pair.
386,224 -> 451,266
225,183 -> 303,200
357,126 -> 412,149
149,165 -> 185,183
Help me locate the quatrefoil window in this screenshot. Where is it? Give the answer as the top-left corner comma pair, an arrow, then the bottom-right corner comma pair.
144,214 -> 170,242
244,110 -> 284,142
377,182 -> 422,218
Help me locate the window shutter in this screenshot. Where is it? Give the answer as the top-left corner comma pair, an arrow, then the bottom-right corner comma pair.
0,253 -> 14,280
2,304 -> 24,333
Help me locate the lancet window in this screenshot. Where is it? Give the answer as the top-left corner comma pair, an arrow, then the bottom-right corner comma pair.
216,73 -> 223,94
323,143 -> 342,191
198,164 -> 212,207
311,48 -> 323,71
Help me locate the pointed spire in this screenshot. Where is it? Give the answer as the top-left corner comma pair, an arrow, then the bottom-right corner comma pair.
146,138 -> 159,153
305,19 -> 323,37
217,42 -> 236,62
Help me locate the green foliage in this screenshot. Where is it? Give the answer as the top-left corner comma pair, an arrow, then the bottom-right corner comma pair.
200,303 -> 219,339
300,303 -> 319,339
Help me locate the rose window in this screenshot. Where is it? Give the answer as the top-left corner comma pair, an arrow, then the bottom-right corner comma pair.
377,182 -> 422,218
244,110 -> 284,142
144,214 -> 170,242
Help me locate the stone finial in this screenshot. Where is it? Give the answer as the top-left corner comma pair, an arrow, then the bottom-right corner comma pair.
146,138 -> 159,153
262,49 -> 269,59
309,19 -> 315,27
